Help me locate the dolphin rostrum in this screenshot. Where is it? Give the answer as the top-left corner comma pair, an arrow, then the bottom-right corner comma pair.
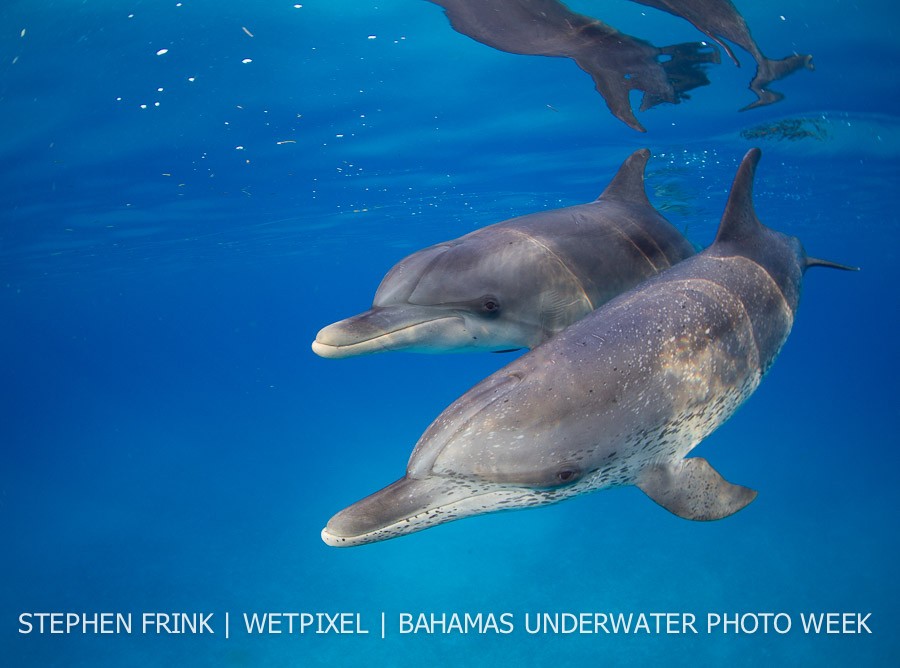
425,0 -> 720,132
312,149 -> 696,359
629,0 -> 814,109
321,148 -> 855,547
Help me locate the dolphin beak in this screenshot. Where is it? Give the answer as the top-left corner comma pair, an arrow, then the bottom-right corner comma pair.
321,476 -> 470,547
311,305 -> 462,359
321,475 -> 533,547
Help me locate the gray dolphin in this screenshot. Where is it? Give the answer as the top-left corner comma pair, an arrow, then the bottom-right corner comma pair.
425,0 -> 720,132
630,0 -> 814,109
321,148 -> 855,547
312,149 -> 695,359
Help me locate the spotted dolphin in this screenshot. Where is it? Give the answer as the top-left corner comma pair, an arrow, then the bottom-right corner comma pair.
321,148 -> 855,547
312,150 -> 695,359
629,0 -> 814,109
425,0 -> 720,132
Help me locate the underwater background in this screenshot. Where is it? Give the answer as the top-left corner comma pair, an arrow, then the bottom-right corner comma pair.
2,0 -> 898,665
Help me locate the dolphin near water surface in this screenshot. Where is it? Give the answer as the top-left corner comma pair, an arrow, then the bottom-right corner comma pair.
426,0 -> 812,129
425,0 -> 720,131
313,149 -> 696,359
321,148 -> 855,547
630,0 -> 814,109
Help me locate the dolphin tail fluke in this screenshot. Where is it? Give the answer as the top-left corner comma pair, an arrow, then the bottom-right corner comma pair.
598,148 -> 652,204
742,53 -> 815,111
636,457 -> 757,521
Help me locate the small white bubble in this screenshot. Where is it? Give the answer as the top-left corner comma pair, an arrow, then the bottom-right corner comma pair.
241,58 -> 252,64
156,48 -> 168,56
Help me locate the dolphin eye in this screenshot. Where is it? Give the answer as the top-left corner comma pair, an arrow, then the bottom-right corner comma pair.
481,295 -> 501,315
555,467 -> 581,484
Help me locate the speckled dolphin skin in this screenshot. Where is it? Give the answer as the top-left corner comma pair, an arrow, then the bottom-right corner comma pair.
321,149 -> 855,547
312,149 -> 695,359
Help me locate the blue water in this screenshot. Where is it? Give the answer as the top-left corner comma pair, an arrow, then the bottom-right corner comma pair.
2,0 -> 898,665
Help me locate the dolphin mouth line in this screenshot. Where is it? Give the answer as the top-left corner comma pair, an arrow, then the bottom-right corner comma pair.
320,484 -> 538,548
313,315 -> 463,356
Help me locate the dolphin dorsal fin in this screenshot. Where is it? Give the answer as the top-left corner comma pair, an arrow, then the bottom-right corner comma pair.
598,148 -> 652,206
714,148 -> 765,245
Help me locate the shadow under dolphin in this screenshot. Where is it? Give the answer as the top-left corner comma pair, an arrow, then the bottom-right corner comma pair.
321,148 -> 856,547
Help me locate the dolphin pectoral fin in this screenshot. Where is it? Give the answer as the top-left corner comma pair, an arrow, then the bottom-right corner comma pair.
804,257 -> 860,272
636,457 -> 757,521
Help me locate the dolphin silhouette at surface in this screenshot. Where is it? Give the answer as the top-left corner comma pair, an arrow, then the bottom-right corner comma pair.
321,149 -> 855,547
312,149 -> 696,359
425,0 -> 720,131
629,0 -> 814,109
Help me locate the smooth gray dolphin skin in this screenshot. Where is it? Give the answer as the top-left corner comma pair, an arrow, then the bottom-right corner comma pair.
312,149 -> 696,359
321,148 -> 855,547
630,0 -> 814,109
425,0 -> 720,132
